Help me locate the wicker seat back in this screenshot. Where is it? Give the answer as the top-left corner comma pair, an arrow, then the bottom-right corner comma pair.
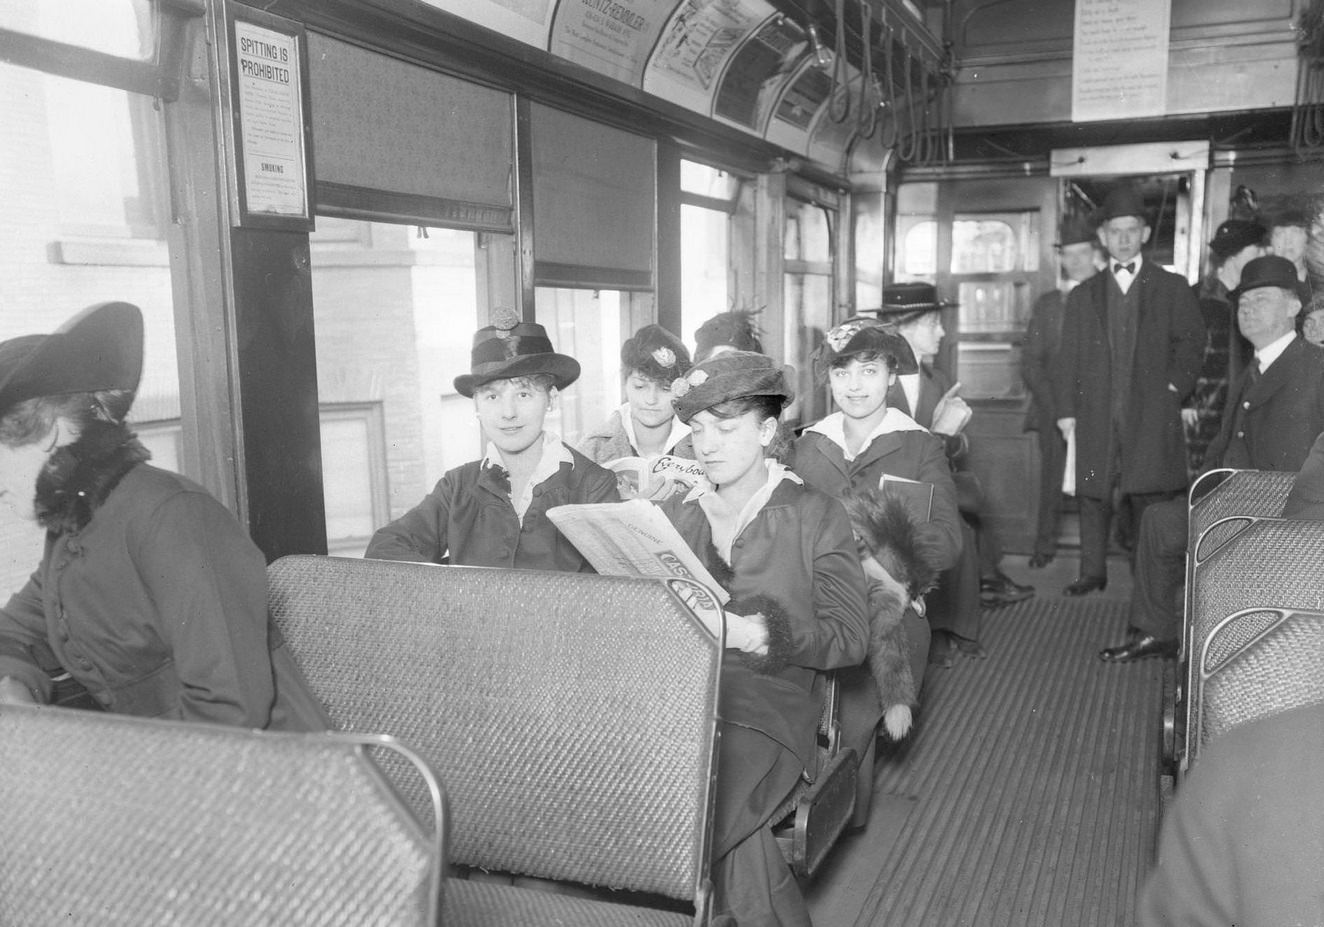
1185,517 -> 1324,772
1187,469 -> 1297,562
1194,607 -> 1324,761
268,555 -> 722,904
0,704 -> 443,926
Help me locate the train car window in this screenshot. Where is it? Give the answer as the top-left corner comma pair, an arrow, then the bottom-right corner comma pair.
309,220 -> 486,530
784,198 -> 835,423
681,161 -> 741,199
0,58 -> 183,595
899,221 -> 938,279
0,0 -> 155,61
680,205 -> 731,343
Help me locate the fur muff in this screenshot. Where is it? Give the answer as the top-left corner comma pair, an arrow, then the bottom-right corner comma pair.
700,539 -> 795,675
842,491 -> 947,738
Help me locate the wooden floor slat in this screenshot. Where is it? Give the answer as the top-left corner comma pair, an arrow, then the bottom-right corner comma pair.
809,592 -> 1164,927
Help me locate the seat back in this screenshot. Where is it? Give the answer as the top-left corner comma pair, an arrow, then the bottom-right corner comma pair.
1184,517 -> 1324,773
1193,606 -> 1324,763
0,704 -> 443,926
268,555 -> 722,905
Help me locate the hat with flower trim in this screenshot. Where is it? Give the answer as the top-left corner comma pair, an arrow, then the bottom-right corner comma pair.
670,350 -> 794,424
813,316 -> 918,380
621,324 -> 691,383
453,308 -> 580,398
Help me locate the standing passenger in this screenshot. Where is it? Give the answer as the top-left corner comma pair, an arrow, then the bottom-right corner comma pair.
365,310 -> 619,569
661,351 -> 869,927
0,302 -> 327,729
1265,207 -> 1314,306
792,317 -> 960,736
1023,216 -> 1099,568
1054,185 -> 1206,596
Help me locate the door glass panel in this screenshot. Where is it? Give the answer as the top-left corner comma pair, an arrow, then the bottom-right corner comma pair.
681,204 -> 730,346
952,219 -> 1018,273
0,0 -> 156,61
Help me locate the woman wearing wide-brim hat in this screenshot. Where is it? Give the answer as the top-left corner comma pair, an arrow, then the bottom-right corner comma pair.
0,302 -> 328,729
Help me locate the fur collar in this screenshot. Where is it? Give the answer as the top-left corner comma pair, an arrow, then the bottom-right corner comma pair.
34,420 -> 150,535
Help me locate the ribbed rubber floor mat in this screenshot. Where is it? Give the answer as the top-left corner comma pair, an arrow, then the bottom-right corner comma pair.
856,597 -> 1163,927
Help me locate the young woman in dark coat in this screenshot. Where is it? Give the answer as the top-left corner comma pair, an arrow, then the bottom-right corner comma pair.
0,302 -> 327,729
659,351 -> 870,927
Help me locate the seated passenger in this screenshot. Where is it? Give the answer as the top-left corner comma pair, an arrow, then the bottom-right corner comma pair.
1137,701 -> 1324,927
1283,431 -> 1324,519
0,302 -> 326,729
659,351 -> 869,927
791,318 -> 961,738
579,323 -> 700,499
693,309 -> 764,362
365,310 -> 619,569
878,284 -> 1033,666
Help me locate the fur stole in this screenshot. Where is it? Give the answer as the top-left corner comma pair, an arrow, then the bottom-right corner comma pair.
842,490 -> 946,734
700,539 -> 795,675
35,420 -> 150,535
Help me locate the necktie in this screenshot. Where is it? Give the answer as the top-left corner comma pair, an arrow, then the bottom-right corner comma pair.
1248,358 -> 1262,384
1114,262 -> 1136,275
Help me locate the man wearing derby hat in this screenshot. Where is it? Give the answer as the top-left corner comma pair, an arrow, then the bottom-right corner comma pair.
365,310 -> 618,570
1054,185 -> 1206,597
1101,255 -> 1324,661
1022,215 -> 1101,568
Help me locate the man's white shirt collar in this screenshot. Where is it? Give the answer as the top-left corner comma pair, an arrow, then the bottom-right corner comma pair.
1255,331 -> 1297,373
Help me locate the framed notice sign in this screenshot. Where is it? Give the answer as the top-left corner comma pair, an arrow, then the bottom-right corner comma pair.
224,6 -> 314,229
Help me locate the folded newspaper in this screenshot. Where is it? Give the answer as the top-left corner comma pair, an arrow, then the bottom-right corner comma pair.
546,499 -> 729,605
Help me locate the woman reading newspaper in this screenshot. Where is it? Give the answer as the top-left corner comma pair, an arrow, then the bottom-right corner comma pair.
658,350 -> 869,927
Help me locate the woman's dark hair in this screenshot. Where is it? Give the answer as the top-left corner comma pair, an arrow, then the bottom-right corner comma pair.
0,389 -> 133,449
698,394 -> 791,461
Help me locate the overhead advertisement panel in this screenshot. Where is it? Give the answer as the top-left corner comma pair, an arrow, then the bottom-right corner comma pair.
415,0 -> 556,51
713,13 -> 812,134
549,0 -> 674,85
642,0 -> 771,117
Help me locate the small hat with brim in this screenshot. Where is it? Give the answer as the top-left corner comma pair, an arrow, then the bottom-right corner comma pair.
671,350 -> 794,424
814,317 -> 918,378
1233,255 -> 1302,298
873,282 -> 955,325
1096,186 -> 1149,225
1057,215 -> 1096,247
622,324 -> 691,382
453,309 -> 580,398
0,302 -> 144,420
1209,219 -> 1267,260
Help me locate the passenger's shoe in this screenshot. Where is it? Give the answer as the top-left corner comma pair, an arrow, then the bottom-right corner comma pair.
1028,552 -> 1054,568
952,635 -> 987,659
1098,635 -> 1178,662
928,631 -> 955,668
980,572 -> 1035,607
1064,575 -> 1107,596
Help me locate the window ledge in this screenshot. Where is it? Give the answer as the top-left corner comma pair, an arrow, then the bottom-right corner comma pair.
49,238 -> 169,267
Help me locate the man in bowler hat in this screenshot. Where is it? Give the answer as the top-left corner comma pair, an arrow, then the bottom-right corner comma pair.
365,309 -> 619,570
1101,255 -> 1324,660
1022,215 -> 1100,568
1054,186 -> 1206,596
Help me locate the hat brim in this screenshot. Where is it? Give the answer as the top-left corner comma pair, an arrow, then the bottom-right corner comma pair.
0,302 -> 144,418
453,354 -> 580,398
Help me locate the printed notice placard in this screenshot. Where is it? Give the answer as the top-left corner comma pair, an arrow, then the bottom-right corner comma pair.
233,19 -> 308,219
1071,0 -> 1171,123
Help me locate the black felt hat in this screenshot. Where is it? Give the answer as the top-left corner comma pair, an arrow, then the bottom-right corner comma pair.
693,310 -> 764,361
1057,215 -> 1097,247
453,309 -> 580,398
1096,186 -> 1149,224
1233,255 -> 1302,298
670,351 -> 794,424
0,302 -> 144,419
622,324 -> 691,382
813,317 -> 918,378
873,282 -> 955,325
1209,219 -> 1267,260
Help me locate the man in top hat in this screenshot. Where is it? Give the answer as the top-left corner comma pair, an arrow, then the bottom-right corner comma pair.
1101,255 -> 1324,661
878,283 -> 1034,668
1022,215 -> 1101,568
1185,218 -> 1267,472
365,309 -> 619,570
1054,185 -> 1206,596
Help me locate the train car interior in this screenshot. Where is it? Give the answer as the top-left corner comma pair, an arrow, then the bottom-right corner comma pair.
2,0 -> 1322,924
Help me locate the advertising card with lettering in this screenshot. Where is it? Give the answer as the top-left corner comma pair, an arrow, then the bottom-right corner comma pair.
1072,0 -> 1171,122
550,0 -> 674,85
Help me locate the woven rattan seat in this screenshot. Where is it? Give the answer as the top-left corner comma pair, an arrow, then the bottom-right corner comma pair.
268,555 -> 721,925
0,704 -> 444,926
1183,517 -> 1324,774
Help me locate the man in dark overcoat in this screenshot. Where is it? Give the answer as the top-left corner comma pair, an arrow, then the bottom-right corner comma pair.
1022,216 -> 1099,568
1054,186 -> 1206,596
1101,255 -> 1324,660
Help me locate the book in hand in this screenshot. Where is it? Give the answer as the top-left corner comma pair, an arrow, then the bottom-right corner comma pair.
605,454 -> 712,501
879,473 -> 934,523
546,499 -> 729,608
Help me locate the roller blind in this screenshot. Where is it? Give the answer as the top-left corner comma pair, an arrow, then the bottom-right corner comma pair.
307,34 -> 513,230
531,104 -> 655,288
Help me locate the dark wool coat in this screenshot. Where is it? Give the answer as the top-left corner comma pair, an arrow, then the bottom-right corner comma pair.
1022,288 -> 1067,433
1283,431 -> 1324,520
364,444 -> 619,570
886,362 -> 968,463
1055,261 -> 1206,498
0,455 -> 326,730
1204,335 -> 1324,474
659,480 -> 869,856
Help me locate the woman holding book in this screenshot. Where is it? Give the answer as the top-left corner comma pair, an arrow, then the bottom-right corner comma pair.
659,350 -> 869,927
792,317 -> 962,738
